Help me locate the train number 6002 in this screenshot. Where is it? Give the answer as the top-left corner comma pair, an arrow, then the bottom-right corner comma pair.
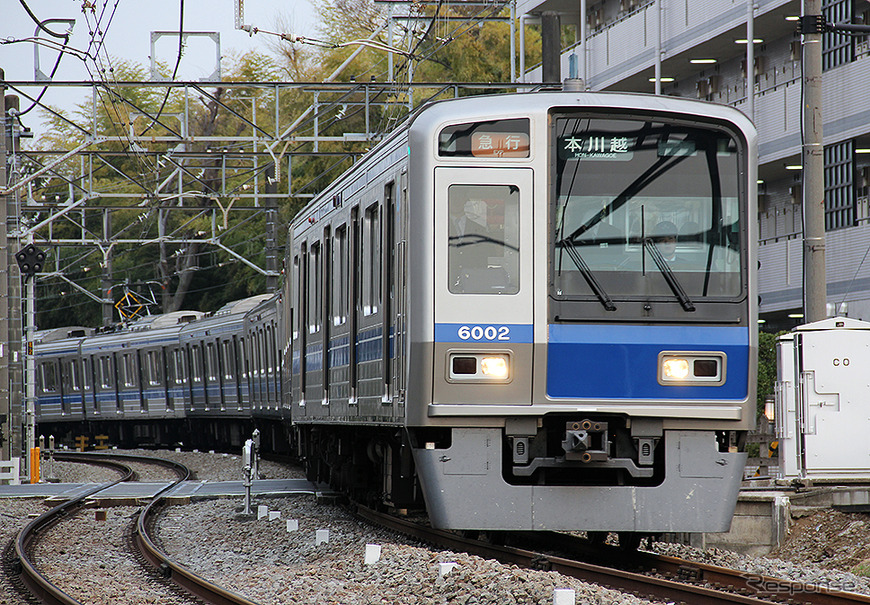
457,325 -> 510,341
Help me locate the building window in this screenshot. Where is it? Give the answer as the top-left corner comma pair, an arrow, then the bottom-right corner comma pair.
823,0 -> 853,70
825,140 -> 855,231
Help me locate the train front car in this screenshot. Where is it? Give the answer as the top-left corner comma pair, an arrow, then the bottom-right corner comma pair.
409,92 -> 757,534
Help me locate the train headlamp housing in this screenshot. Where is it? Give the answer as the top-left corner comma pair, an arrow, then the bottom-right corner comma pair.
448,352 -> 511,383
658,351 -> 726,386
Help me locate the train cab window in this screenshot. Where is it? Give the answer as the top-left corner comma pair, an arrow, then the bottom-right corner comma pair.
333,225 -> 348,326
363,204 -> 381,314
40,363 -> 58,393
552,115 -> 744,304
447,184 -> 520,294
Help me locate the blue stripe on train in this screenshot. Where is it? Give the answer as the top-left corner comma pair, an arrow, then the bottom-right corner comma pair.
547,324 -> 750,400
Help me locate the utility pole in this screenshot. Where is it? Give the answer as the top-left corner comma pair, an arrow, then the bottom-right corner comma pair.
5,93 -> 23,472
0,69 -> 9,463
541,12 -> 561,84
800,9 -> 826,323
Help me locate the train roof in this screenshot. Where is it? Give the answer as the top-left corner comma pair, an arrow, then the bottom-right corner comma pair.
33,326 -> 92,343
127,311 -> 205,332
213,294 -> 273,317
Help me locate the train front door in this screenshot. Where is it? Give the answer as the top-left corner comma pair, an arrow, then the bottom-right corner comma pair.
433,167 -> 534,406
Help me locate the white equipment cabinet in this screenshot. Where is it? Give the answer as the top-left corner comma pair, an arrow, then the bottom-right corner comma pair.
776,317 -> 870,480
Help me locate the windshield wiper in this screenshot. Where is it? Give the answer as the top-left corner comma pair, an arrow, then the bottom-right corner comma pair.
558,239 -> 617,311
643,239 -> 696,312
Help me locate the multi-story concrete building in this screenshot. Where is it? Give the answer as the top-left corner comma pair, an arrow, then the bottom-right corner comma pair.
518,0 -> 870,331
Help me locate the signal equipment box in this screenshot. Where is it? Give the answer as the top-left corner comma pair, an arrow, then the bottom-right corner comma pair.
776,317 -> 870,480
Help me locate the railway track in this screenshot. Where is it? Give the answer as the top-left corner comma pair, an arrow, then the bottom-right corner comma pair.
12,451 -> 870,605
7,452 -> 260,605
355,505 -> 870,605
10,455 -> 134,605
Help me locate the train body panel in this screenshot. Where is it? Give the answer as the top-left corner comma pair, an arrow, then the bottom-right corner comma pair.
36,90 -> 757,534
287,90 -> 757,531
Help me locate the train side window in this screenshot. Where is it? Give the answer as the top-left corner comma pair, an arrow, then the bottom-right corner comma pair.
363,204 -> 381,315
206,343 -> 219,382
69,360 -> 80,391
222,340 -> 234,380
333,225 -> 348,326
82,358 -> 92,391
191,346 -> 203,383
308,241 -> 322,334
121,353 -> 136,388
99,356 -> 113,389
238,337 -> 247,379
447,184 -> 520,295
293,255 -> 301,340
146,350 -> 161,386
40,363 -> 58,393
259,330 -> 267,376
265,326 -> 274,375
173,349 -> 186,384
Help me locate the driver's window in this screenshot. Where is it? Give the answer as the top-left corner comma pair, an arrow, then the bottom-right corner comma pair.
447,184 -> 519,295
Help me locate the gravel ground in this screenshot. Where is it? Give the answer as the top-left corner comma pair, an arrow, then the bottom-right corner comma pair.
28,505 -> 190,605
5,449 -> 870,605
156,496 -> 659,605
0,499 -> 48,605
649,508 -> 870,596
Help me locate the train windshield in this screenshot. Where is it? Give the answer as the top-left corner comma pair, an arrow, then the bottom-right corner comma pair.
552,114 -> 744,310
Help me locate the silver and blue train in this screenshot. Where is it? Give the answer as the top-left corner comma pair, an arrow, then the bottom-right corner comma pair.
35,89 -> 757,537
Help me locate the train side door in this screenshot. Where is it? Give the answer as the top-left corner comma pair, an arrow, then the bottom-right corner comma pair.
433,167 -> 534,405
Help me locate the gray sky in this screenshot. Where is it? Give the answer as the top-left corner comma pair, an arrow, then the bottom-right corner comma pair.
1,0 -> 317,130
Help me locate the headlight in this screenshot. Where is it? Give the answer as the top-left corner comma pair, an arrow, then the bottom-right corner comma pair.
662,358 -> 690,380
449,352 -> 511,382
658,351 -> 726,386
480,356 -> 509,378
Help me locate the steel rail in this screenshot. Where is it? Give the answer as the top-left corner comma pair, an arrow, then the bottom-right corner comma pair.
57,451 -> 193,483
355,506 -> 870,605
133,463 -> 261,605
12,452 -> 193,605
521,530 -> 870,605
13,458 -> 134,605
